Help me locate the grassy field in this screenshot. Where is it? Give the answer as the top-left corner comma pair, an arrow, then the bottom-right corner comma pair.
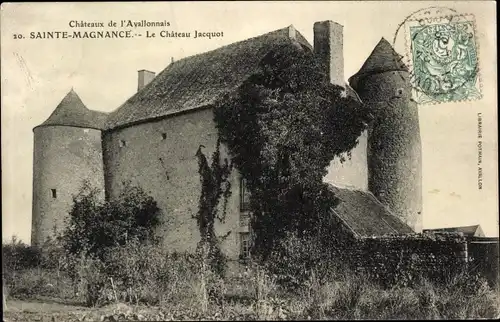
3,298 -> 200,322
3,240 -> 500,321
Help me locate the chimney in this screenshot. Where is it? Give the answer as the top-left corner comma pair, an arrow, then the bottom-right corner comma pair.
288,25 -> 296,39
137,69 -> 155,92
313,20 -> 344,87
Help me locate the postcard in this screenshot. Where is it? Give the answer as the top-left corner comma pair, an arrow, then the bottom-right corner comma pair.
2,1 -> 498,320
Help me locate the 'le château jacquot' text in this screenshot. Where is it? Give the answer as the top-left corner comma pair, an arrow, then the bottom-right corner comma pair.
30,30 -> 224,39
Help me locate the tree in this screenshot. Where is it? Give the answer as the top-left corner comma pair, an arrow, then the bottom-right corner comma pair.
59,180 -> 162,260
213,44 -> 372,259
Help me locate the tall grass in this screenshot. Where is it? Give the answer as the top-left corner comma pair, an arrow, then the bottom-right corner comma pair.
3,238 -> 499,320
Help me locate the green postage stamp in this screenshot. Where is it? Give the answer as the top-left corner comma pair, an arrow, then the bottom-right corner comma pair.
404,14 -> 482,104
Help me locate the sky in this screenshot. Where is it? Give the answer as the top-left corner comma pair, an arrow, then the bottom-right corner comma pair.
1,1 -> 498,243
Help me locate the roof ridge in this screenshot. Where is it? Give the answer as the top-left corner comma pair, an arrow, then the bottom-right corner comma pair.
105,24 -> 313,130
169,26 -> 298,68
327,182 -> 367,193
105,26 -> 294,119
428,224 -> 480,230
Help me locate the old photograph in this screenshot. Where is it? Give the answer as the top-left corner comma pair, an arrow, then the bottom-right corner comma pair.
1,1 -> 498,320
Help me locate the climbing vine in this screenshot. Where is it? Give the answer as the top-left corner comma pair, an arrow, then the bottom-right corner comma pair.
213,43 -> 373,259
194,139 -> 233,277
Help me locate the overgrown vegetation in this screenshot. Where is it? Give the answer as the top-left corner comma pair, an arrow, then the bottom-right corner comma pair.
194,140 -> 232,278
213,44 -> 372,261
2,236 -> 41,271
3,236 -> 499,320
59,180 -> 162,260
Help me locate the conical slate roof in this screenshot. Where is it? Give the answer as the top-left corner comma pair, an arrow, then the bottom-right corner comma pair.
34,89 -> 108,130
348,38 -> 408,90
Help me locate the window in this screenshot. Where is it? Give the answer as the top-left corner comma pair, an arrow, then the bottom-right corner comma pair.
240,232 -> 250,259
161,133 -> 167,140
51,189 -> 57,199
240,178 -> 251,211
240,212 -> 250,227
119,139 -> 127,148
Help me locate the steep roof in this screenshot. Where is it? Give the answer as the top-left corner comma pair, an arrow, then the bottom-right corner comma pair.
348,37 -> 408,90
34,89 -> 108,130
329,184 -> 414,237
105,26 -> 313,130
424,225 -> 485,237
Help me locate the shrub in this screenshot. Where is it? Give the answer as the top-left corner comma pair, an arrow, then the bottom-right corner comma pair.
97,240 -> 230,312
4,268 -> 60,299
289,267 -> 500,320
35,236 -> 69,271
71,253 -> 109,307
2,236 -> 41,273
2,237 -> 81,302
263,232 -> 347,290
102,240 -> 199,306
59,180 -> 162,260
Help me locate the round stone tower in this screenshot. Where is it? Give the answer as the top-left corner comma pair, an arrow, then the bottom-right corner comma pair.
31,89 -> 107,246
349,38 -> 423,232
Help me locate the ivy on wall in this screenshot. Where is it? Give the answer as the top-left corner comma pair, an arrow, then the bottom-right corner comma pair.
194,139 -> 233,277
213,44 -> 373,259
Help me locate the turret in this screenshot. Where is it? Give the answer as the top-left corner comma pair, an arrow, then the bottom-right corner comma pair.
349,38 -> 423,232
31,89 -> 107,246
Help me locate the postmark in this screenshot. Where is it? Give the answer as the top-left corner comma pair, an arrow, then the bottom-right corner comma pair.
403,13 -> 482,105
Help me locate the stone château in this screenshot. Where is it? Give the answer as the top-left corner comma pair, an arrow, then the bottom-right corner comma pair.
31,20 -> 422,261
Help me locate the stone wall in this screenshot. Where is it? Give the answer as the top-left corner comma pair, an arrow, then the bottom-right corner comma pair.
325,130 -> 368,190
467,238 -> 499,287
102,108 -> 243,260
344,233 -> 468,286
